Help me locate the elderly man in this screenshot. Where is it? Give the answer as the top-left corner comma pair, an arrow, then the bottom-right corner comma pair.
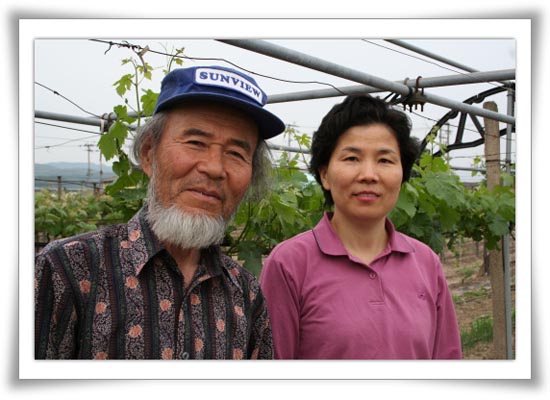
35,65 -> 285,359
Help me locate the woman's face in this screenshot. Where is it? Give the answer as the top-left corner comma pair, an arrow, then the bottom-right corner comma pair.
319,123 -> 403,225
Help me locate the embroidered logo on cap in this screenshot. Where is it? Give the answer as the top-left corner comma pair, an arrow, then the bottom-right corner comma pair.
195,68 -> 264,105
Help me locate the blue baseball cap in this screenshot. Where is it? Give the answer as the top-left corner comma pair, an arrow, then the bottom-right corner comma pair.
154,65 -> 286,140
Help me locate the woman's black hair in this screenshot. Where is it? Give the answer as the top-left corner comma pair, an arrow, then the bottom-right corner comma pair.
309,94 -> 420,207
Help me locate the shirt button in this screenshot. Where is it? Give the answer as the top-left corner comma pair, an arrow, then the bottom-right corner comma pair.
182,352 -> 190,360
369,272 -> 377,279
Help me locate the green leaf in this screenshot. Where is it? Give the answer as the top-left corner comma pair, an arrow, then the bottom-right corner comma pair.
112,158 -> 130,177
98,121 -> 128,161
236,241 -> 265,276
279,191 -> 298,207
98,134 -> 117,160
109,121 -> 129,142
430,156 -> 449,173
105,175 -> 133,195
394,187 -> 417,218
114,74 -> 133,97
141,89 -> 159,116
113,105 -> 128,120
143,63 -> 153,80
423,172 -> 465,208
488,215 -> 510,236
438,203 -> 460,231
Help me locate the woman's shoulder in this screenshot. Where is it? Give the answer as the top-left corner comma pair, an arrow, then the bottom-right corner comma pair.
268,229 -> 317,259
394,230 -> 441,261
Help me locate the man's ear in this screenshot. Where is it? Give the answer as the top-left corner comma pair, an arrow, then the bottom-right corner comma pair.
140,136 -> 154,178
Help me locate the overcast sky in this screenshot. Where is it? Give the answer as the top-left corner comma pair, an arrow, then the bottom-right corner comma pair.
33,35 -> 517,182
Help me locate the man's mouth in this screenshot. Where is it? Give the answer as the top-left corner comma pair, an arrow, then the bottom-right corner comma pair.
188,188 -> 222,201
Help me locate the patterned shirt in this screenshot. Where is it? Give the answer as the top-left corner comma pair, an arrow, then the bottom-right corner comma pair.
35,206 -> 273,360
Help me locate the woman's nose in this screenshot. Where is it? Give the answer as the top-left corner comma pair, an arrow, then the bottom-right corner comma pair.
358,161 -> 379,182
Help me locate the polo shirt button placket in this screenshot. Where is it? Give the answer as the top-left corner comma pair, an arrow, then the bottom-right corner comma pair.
367,270 -> 384,304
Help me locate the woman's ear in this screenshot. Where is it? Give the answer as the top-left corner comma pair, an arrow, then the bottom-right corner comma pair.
319,166 -> 331,191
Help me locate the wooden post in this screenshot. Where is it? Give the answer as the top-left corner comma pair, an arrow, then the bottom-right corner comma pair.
483,101 -> 506,358
57,176 -> 62,200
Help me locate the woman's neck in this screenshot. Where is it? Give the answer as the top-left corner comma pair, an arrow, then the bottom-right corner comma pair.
329,212 -> 389,265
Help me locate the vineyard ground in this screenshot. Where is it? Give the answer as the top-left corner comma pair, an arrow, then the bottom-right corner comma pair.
441,237 -> 516,359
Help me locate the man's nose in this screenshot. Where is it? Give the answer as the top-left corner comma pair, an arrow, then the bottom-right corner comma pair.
196,146 -> 228,180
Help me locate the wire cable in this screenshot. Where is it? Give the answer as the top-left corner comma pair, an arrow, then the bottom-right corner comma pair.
361,39 -> 515,93
89,39 -> 348,95
35,82 -> 103,118
35,121 -> 103,136
35,135 -> 99,150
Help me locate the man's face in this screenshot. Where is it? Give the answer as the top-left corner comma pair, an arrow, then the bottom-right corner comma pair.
141,102 -> 259,222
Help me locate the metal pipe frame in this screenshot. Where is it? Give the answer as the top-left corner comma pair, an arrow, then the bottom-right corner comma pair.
35,111 -> 105,128
35,70 -> 515,128
268,69 -> 515,104
385,39 -> 514,89
217,39 -> 515,125
384,39 -> 479,73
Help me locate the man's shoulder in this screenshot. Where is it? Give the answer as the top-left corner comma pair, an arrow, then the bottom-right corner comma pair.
219,253 -> 254,278
37,223 -> 128,258
219,253 -> 261,289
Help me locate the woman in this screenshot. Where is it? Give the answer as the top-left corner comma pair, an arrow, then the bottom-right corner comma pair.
260,95 -> 462,359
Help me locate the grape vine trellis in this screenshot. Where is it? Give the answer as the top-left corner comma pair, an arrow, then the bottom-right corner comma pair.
35,45 -> 515,277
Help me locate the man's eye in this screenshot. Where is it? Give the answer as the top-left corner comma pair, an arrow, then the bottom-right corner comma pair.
228,150 -> 247,161
186,140 -> 206,147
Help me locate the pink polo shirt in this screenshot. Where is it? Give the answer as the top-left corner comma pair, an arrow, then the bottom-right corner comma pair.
260,213 -> 462,359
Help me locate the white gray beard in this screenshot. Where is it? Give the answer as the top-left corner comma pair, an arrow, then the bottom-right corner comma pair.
145,175 -> 227,250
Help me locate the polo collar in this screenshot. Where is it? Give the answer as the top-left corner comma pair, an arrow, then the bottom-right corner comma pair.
312,212 -> 415,258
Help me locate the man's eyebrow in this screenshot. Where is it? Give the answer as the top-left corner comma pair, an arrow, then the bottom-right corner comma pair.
229,138 -> 252,154
183,128 -> 252,153
182,128 -> 213,139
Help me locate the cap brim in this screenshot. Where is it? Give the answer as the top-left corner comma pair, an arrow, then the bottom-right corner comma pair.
155,92 -> 286,140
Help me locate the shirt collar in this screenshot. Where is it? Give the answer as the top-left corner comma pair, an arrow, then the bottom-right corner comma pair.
123,206 -> 240,289
123,205 -> 164,276
312,212 -> 415,258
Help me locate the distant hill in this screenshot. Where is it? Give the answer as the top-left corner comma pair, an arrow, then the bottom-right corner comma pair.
35,162 -> 117,191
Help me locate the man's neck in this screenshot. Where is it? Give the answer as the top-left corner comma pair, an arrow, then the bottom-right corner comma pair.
164,243 -> 202,288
